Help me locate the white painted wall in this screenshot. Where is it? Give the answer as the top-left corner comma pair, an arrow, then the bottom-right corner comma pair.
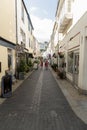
72,0 -> 87,26
55,0 -> 87,92
59,12 -> 87,91
67,0 -> 87,33
16,0 -> 34,54
17,0 -> 28,46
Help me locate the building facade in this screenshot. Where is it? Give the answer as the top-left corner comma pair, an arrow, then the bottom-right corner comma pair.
0,0 -> 16,82
55,0 -> 87,93
0,0 -> 34,82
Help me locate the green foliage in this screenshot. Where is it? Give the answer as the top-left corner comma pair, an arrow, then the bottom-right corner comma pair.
28,59 -> 33,67
34,60 -> 39,64
25,64 -> 30,72
19,59 -> 26,72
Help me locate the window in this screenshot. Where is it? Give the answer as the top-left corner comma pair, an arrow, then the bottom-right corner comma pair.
67,0 -> 71,12
28,21 -> 30,31
68,52 -> 73,73
21,2 -> 24,22
31,41 -> 33,49
8,48 -> 12,69
28,21 -> 32,34
8,54 -> 12,69
20,29 -> 26,44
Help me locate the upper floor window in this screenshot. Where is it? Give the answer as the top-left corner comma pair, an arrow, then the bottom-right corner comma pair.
28,20 -> 32,34
67,0 -> 71,12
28,21 -> 30,31
20,29 -> 26,44
21,2 -> 24,22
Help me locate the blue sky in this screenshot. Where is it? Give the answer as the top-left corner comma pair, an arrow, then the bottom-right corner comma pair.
24,0 -> 58,42
24,0 -> 58,20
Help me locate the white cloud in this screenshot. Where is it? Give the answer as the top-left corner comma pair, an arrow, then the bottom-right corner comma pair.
30,14 -> 54,42
30,7 -> 38,13
43,10 -> 48,15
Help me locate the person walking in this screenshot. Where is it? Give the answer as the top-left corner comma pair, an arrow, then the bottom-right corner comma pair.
45,60 -> 48,70
40,59 -> 43,69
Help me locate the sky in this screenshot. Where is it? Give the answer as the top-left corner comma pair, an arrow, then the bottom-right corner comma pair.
24,0 -> 58,42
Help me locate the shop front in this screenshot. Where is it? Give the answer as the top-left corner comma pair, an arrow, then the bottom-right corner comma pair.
67,50 -> 79,88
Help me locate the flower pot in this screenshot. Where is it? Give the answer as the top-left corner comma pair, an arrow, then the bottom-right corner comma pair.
19,72 -> 25,80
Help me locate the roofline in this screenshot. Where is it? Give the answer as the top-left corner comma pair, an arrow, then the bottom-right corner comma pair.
55,0 -> 60,17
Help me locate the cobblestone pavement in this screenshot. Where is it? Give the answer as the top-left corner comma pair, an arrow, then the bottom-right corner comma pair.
0,68 -> 87,130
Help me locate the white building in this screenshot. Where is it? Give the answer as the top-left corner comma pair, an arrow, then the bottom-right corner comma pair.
55,0 -> 87,93
16,0 -> 34,55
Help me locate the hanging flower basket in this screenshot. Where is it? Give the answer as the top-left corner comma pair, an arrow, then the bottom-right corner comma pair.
58,52 -> 64,58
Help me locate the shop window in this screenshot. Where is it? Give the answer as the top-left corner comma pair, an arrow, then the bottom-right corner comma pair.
68,52 -> 73,73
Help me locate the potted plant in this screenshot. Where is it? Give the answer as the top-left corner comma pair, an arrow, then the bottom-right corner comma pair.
28,59 -> 33,70
25,64 -> 30,73
33,60 -> 39,70
18,59 -> 26,80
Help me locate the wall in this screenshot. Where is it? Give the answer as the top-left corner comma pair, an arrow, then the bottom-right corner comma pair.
0,0 -> 16,43
60,12 -> 87,91
17,0 -> 29,47
68,0 -> 87,33
0,46 -> 8,83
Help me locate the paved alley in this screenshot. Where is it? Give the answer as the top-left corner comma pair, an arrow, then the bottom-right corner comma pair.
0,68 -> 87,130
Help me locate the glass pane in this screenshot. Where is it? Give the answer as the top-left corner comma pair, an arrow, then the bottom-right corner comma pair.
68,52 -> 73,73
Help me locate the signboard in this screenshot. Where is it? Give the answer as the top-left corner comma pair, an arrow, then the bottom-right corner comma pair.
15,43 -> 25,53
1,75 -> 12,98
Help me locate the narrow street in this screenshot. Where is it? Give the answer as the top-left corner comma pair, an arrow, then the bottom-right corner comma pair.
0,68 -> 87,130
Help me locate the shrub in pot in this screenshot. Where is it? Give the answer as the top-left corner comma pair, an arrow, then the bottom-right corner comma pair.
18,59 -> 26,80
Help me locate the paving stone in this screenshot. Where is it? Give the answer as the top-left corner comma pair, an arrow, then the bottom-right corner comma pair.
0,68 -> 86,130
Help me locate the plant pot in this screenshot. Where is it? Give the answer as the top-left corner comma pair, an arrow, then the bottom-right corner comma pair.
19,72 -> 25,80
33,63 -> 38,69
59,72 -> 64,79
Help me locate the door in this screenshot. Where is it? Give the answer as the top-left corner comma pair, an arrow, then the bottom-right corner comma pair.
73,53 -> 79,87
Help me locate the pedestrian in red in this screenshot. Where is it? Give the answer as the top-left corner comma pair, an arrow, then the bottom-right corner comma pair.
45,60 -> 48,69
